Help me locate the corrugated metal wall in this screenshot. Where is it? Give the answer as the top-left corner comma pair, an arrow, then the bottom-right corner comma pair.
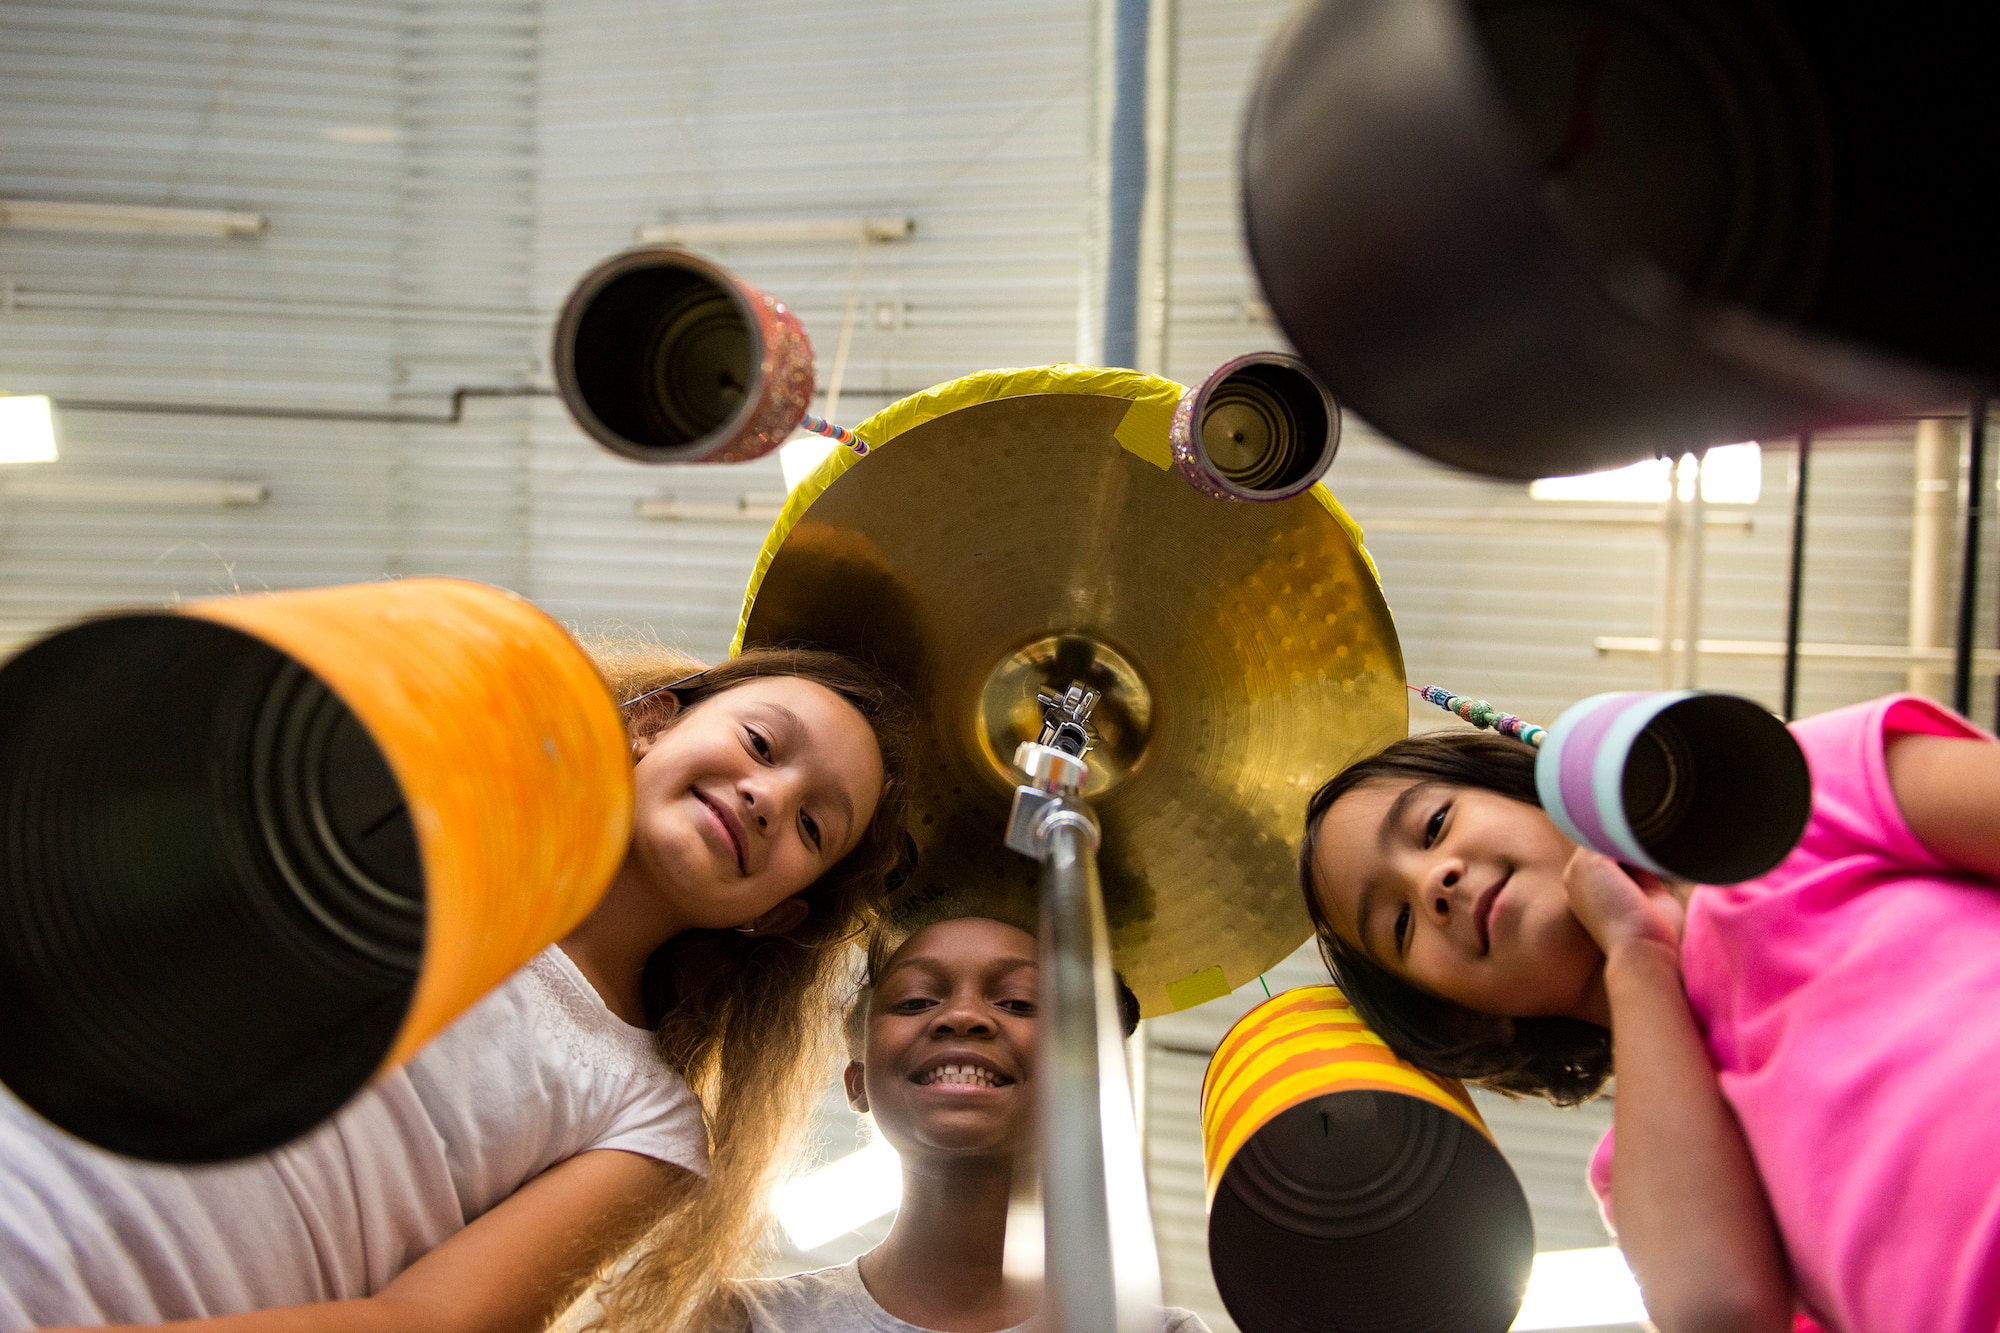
0,1 -> 410,634
0,1 -> 566,634
528,0 -> 1094,656
391,0 -> 541,590
0,0 -> 1095,662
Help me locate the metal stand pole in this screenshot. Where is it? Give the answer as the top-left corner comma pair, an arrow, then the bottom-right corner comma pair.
1038,818 -> 1115,1328
1782,435 -> 1812,721
1957,398 -> 1989,717
1006,690 -> 1163,1333
1038,815 -> 1161,1332
1660,454 -> 1707,690
1910,419 -> 1958,701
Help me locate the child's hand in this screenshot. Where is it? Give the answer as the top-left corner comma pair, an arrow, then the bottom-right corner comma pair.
1563,849 -> 1685,962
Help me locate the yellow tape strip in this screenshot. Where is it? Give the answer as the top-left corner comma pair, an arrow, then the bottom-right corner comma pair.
1165,964 -> 1232,1011
730,365 -> 1387,654
1309,484 -> 1381,585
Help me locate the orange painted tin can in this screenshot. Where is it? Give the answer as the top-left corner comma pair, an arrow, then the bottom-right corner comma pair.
0,578 -> 632,1162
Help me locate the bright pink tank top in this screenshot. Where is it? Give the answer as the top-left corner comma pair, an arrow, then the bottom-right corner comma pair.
1588,695 -> 1999,1333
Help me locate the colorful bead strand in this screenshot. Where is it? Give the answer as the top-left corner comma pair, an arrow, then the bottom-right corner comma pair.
800,412 -> 871,456
1409,684 -> 1547,749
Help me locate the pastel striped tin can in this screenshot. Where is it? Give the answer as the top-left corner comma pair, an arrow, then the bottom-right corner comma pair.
1536,690 -> 1811,884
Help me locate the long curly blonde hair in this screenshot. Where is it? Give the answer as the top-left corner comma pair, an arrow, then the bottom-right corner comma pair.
573,636 -> 915,1332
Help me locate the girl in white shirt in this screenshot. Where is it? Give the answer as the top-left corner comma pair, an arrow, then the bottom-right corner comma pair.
1,643 -> 914,1333
736,915 -> 1206,1333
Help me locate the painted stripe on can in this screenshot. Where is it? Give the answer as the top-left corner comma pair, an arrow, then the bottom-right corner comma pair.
1537,692 -> 1630,854
1199,984 -> 1493,1208
1587,692 -> 1691,876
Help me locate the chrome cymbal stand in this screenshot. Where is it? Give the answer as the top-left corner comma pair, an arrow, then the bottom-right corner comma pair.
1005,685 -> 1163,1333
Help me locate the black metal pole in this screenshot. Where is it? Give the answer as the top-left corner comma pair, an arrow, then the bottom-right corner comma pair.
1782,434 -> 1812,721
1955,398 -> 1988,716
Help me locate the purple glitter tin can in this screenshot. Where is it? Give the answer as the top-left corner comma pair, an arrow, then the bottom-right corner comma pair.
1535,691 -> 1811,884
554,246 -> 815,465
1171,352 -> 1340,502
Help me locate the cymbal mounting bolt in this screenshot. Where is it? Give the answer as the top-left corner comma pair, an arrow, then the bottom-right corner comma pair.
1036,684 -> 1099,758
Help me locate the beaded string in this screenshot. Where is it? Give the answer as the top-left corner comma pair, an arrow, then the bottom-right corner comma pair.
799,412 -> 871,456
620,669 -> 710,714
1409,684 -> 1547,748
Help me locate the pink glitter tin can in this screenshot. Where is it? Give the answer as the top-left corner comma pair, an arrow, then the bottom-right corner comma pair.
1535,690 -> 1811,884
1171,352 -> 1340,502
554,246 -> 815,465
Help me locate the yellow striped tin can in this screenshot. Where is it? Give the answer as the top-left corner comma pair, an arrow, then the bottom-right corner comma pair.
1200,984 -> 1534,1332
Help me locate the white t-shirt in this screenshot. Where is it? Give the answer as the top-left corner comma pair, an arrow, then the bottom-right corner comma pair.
0,946 -> 706,1330
737,1261 -> 1211,1333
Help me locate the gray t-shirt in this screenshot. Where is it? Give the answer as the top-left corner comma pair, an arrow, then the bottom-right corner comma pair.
737,1260 -> 1210,1333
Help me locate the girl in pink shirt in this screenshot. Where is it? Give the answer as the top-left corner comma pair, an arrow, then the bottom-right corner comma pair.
1299,694 -> 2000,1333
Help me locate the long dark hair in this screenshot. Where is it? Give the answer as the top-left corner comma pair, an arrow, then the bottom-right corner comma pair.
1299,730 -> 1612,1106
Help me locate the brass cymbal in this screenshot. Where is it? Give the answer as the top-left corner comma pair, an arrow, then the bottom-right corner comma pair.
737,367 -> 1406,1016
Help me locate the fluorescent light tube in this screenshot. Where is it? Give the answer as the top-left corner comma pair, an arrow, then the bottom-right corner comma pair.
1531,445 -> 1762,505
0,396 -> 57,463
0,476 -> 267,506
636,217 -> 913,246
322,125 -> 401,144
0,200 -> 267,237
635,494 -> 785,523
